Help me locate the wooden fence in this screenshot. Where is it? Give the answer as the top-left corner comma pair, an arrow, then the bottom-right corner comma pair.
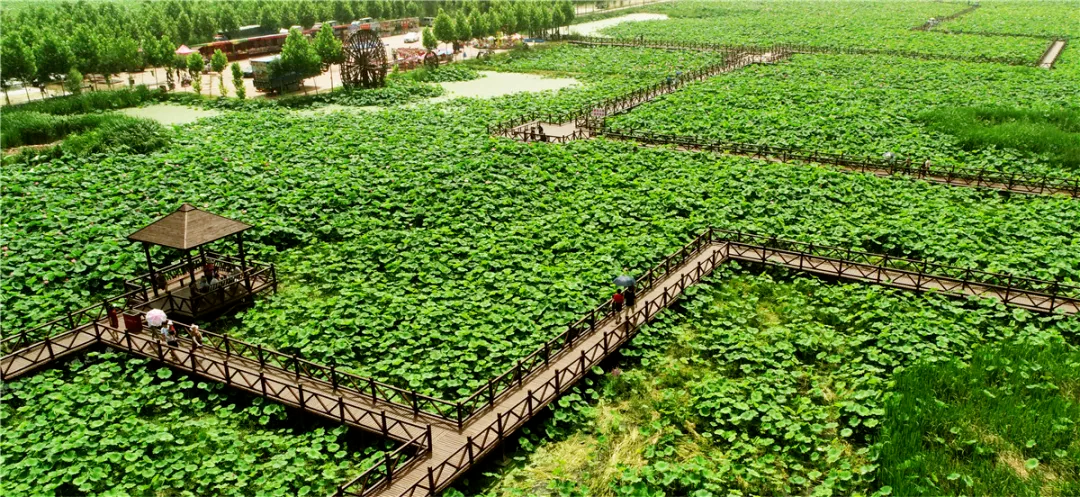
601,128 -> 1080,198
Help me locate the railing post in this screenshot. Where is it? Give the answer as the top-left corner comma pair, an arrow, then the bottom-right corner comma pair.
554,368 -> 562,394
427,466 -> 436,495
223,360 -> 231,385
223,333 -> 231,357
386,452 -> 394,483
260,371 -> 267,396
256,344 -> 265,368
297,383 -> 306,409
330,363 -> 338,390
487,377 -> 495,406
497,412 -> 504,441
45,335 -> 55,360
294,354 -> 301,382
457,402 -> 464,430
339,397 -> 346,422
370,377 -> 378,401
381,411 -> 388,438
412,393 -> 420,417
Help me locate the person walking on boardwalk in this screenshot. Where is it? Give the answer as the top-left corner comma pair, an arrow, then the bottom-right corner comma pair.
612,289 -> 625,323
189,324 -> 203,348
613,270 -> 637,323
165,321 -> 180,348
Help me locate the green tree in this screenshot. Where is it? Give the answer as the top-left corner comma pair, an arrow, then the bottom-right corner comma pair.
64,68 -> 83,94
454,11 -> 471,46
187,52 -> 204,94
231,61 -> 245,99
259,4 -> 279,31
155,37 -> 177,86
193,9 -> 215,41
274,28 -> 322,91
217,5 -> 240,36
433,9 -> 455,50
70,27 -> 102,85
176,12 -> 193,44
333,0 -> 353,22
210,49 -> 228,96
405,1 -> 421,18
422,26 -> 438,63
297,1 -> 317,28
34,32 -> 74,85
1,36 -> 36,103
559,0 -> 576,29
171,53 -> 186,88
100,36 -> 139,88
313,24 -> 343,89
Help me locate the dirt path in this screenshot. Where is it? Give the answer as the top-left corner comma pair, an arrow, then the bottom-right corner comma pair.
1039,39 -> 1067,69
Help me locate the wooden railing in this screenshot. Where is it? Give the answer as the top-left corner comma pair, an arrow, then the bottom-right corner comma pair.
400,244 -> 729,496
333,431 -> 430,497
600,128 -> 1080,198
912,4 -> 980,31
567,34 -> 1035,66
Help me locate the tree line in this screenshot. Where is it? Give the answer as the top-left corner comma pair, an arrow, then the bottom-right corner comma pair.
0,0 -> 581,102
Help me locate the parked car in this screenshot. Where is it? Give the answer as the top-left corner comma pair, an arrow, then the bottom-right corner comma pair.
403,31 -> 420,43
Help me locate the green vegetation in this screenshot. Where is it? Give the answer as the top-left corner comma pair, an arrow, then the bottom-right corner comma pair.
471,44 -> 727,81
0,350 -> 386,497
398,65 -> 481,83
608,54 -> 1080,177
919,106 -> 1080,169
1,111 -> 170,161
936,1 -> 1080,38
449,269 -> 1079,496
3,85 -> 165,116
878,342 -> 1080,496
600,0 -> 1053,62
4,1 -> 1080,494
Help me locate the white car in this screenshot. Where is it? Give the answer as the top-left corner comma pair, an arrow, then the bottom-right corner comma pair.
403,32 -> 420,43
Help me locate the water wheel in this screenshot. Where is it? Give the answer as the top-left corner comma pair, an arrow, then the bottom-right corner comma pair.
342,30 -> 388,88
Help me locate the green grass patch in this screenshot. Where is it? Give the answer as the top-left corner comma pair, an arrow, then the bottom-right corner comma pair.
919,106 -> 1080,168
877,342 -> 1080,496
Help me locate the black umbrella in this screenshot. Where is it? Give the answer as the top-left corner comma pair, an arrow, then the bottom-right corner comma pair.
613,275 -> 636,288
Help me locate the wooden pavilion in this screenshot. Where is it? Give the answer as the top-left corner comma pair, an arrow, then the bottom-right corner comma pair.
124,203 -> 276,322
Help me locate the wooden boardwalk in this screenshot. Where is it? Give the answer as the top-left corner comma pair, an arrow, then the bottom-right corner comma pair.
3,230 -> 1077,497
601,131 -> 1080,198
1039,39 -> 1068,69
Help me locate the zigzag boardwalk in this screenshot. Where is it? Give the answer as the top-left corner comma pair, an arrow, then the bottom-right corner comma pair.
3,230 -> 1077,496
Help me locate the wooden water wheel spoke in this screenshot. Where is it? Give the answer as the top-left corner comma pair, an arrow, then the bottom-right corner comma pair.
342,30 -> 388,88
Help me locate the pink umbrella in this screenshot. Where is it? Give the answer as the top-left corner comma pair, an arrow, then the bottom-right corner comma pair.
146,309 -> 168,327
175,45 -> 196,56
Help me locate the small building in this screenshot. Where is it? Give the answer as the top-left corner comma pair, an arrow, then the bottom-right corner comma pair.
124,203 -> 276,322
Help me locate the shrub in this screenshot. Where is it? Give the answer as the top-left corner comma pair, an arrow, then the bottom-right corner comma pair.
3,85 -> 165,116
398,65 -> 480,83
61,116 -> 171,156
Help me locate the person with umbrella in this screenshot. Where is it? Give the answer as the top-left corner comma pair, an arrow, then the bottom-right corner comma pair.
613,270 -> 636,322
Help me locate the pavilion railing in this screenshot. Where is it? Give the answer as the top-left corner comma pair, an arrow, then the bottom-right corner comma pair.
599,128 -> 1080,198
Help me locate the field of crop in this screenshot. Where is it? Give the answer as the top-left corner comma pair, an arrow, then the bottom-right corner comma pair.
607,53 -> 1080,177
1,350 -> 385,496
598,0 -> 1059,62
3,1 -> 1080,495
934,0 -> 1080,38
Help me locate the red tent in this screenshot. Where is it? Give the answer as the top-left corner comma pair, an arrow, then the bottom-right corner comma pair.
175,45 -> 196,56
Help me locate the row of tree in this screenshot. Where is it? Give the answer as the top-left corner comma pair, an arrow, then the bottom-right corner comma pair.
0,0 -> 579,102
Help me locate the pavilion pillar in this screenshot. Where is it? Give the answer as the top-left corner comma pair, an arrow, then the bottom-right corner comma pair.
143,242 -> 159,297
198,245 -> 208,267
237,232 -> 253,294
185,250 -> 198,287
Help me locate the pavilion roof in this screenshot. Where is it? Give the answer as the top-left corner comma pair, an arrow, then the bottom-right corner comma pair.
128,203 -> 251,250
